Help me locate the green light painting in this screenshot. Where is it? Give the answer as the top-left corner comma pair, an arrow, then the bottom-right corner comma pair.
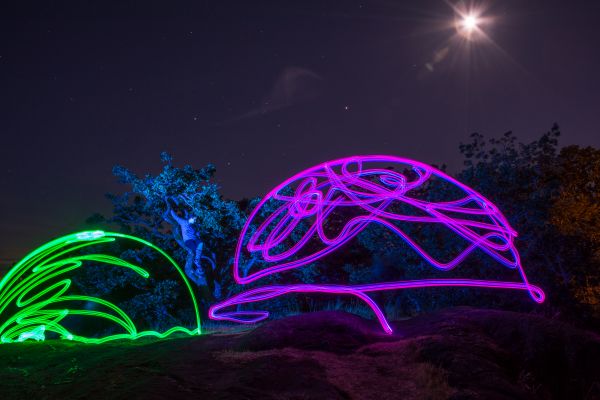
0,231 -> 201,344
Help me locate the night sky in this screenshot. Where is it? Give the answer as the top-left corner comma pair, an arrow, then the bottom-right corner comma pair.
1,1 -> 599,261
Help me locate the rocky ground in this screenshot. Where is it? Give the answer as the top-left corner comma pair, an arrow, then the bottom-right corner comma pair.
1,307 -> 599,400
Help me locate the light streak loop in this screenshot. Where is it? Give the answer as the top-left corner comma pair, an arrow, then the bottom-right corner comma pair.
210,155 -> 545,333
0,231 -> 202,344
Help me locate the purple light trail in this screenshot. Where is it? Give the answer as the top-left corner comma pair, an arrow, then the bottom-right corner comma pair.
210,155 -> 544,333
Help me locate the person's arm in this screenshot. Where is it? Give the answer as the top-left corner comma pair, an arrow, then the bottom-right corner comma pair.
170,209 -> 187,225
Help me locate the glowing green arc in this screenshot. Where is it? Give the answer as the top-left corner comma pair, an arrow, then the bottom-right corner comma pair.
0,230 -> 202,344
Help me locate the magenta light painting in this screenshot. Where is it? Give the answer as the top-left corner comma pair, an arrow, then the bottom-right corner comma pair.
209,155 -> 545,334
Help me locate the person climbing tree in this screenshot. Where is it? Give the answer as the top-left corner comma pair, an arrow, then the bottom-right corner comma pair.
165,200 -> 212,288
107,153 -> 246,304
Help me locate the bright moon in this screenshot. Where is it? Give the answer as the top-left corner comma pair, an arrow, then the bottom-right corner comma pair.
462,15 -> 478,31
455,11 -> 482,39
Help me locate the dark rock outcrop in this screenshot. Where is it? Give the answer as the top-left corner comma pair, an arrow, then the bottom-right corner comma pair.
1,307 -> 599,399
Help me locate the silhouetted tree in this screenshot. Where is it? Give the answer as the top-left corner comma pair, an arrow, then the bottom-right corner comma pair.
550,145 -> 600,318
457,124 -> 600,324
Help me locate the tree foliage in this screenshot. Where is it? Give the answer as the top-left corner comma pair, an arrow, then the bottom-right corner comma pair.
82,126 -> 600,328
96,153 -> 247,312
549,145 -> 600,316
455,125 -> 600,322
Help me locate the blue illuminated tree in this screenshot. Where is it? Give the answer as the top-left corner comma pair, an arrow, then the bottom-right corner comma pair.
106,152 -> 246,304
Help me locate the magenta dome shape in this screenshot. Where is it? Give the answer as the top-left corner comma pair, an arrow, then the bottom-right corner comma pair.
209,155 -> 545,334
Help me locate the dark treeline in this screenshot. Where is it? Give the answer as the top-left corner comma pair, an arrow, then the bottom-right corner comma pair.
84,124 -> 600,331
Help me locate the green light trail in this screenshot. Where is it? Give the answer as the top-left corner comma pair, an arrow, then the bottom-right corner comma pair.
0,231 -> 202,344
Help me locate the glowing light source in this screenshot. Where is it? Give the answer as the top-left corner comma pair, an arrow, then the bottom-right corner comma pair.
0,231 -> 202,344
462,14 -> 478,31
456,12 -> 482,39
453,4 -> 486,41
209,155 -> 545,334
